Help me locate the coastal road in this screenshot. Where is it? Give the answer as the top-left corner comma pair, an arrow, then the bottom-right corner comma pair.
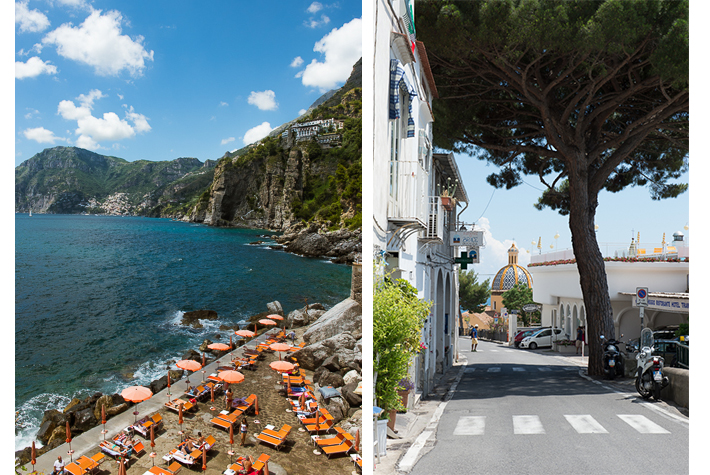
406,338 -> 689,475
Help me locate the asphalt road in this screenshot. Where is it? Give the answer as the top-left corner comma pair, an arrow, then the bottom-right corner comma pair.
409,338 -> 689,475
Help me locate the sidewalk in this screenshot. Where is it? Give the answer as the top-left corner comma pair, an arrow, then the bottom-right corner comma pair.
374,356 -> 467,475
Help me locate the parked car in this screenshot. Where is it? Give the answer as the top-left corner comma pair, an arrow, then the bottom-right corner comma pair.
514,329 -> 540,348
652,339 -> 683,367
520,327 -> 564,349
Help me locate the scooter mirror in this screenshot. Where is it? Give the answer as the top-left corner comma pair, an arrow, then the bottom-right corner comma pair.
600,335 -> 605,340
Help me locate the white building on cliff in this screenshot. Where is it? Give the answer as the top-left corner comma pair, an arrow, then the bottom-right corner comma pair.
370,0 -> 469,398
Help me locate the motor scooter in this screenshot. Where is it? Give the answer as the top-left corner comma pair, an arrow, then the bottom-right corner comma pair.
635,328 -> 669,400
600,334 -> 624,379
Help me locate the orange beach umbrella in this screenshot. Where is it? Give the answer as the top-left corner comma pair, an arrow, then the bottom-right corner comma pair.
269,360 -> 295,373
266,314 -> 283,321
121,386 -> 153,403
218,370 -> 245,384
269,342 -> 290,360
235,329 -> 255,338
259,318 -> 277,326
176,359 -> 202,372
208,343 -> 230,351
31,441 -> 36,470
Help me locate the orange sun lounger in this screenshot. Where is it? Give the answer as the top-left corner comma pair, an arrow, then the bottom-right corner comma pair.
321,439 -> 354,459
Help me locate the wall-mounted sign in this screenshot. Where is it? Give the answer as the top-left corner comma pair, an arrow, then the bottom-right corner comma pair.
451,230 -> 484,247
467,248 -> 480,264
522,304 -> 541,312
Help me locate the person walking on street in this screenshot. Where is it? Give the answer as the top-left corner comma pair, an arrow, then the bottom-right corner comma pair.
471,324 -> 479,352
576,326 -> 585,355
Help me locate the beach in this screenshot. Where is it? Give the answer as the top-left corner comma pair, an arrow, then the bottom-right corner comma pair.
23,322 -> 362,475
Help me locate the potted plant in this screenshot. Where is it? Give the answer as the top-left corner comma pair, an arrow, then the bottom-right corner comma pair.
397,378 -> 415,409
438,178 -> 458,211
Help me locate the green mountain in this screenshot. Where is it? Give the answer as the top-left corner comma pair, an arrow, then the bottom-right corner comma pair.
15,147 -> 216,216
15,58 -> 362,231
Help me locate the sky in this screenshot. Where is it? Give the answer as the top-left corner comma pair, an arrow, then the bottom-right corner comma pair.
13,0 -> 362,166
452,155 -> 691,280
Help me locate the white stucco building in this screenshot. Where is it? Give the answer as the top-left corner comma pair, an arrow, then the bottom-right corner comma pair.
371,0 -> 469,397
529,234 -> 689,342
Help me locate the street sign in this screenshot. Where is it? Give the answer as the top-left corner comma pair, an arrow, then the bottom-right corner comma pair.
454,251 -> 474,270
636,287 -> 649,307
451,230 -> 484,247
467,247 -> 480,264
522,304 -> 540,312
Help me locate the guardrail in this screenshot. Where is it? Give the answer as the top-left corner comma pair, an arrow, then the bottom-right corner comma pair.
676,342 -> 689,369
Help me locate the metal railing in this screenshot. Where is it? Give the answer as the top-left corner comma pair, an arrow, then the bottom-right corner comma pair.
676,342 -> 689,369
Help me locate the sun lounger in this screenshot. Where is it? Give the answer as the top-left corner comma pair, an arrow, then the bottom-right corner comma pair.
253,453 -> 271,471
165,398 -> 196,413
147,461 -> 183,475
256,424 -> 291,451
209,409 -> 243,431
351,453 -> 363,472
73,454 -> 102,474
63,462 -> 85,475
305,418 -> 334,434
99,440 -> 130,459
321,439 -> 354,459
164,447 -> 202,466
315,432 -> 348,447
203,435 -> 217,451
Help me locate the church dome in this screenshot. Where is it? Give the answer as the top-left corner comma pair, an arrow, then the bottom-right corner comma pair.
492,264 -> 533,291
491,242 -> 533,291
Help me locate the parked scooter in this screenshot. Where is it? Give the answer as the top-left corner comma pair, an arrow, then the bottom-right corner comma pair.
600,334 -> 624,379
635,328 -> 669,400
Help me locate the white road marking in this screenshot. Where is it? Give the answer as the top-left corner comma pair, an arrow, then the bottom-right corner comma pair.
513,415 -> 545,435
512,367 -> 526,372
618,414 -> 670,434
538,367 -> 552,372
487,367 -> 501,373
565,415 -> 608,434
464,367 -> 476,373
453,416 -> 486,435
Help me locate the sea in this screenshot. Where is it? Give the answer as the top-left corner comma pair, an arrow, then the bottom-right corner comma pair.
14,214 -> 352,450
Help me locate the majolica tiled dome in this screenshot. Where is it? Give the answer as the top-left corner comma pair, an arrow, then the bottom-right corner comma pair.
492,243 -> 533,291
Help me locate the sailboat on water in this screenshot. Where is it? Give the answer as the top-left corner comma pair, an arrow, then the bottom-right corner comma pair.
29,208 -> 32,217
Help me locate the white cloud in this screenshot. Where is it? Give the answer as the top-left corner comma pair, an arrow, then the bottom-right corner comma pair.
219,101 -> 228,107
247,90 -> 278,111
221,137 -> 235,145
15,1 -> 50,33
298,109 -> 307,116
290,56 -> 304,68
307,2 -> 323,14
42,10 -> 154,77
57,90 -> 150,149
475,217 -> 532,277
300,18 -> 362,92
243,122 -> 273,145
15,56 -> 57,79
22,127 -> 66,144
305,15 -> 330,29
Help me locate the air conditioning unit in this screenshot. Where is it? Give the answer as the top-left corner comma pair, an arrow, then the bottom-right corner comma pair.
422,197 -> 443,242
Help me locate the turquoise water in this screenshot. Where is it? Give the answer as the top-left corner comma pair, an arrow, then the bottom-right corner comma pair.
15,214 -> 351,449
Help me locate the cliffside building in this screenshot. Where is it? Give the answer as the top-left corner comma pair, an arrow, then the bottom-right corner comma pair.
281,118 -> 345,148
371,0 -> 469,399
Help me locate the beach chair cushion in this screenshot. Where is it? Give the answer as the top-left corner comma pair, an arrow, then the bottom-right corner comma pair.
256,431 -> 285,450
319,386 -> 341,399
322,439 -> 353,459
63,462 -> 84,475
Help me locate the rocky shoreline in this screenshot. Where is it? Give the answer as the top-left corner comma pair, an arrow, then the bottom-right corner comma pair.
248,222 -> 361,265
16,266 -> 363,470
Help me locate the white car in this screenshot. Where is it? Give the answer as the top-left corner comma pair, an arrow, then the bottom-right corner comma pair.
519,328 -> 564,349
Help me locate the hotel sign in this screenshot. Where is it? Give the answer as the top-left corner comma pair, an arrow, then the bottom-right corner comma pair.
451,231 -> 484,247
632,295 -> 688,313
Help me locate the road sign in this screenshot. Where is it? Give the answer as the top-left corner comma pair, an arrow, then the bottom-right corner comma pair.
522,304 -> 541,312
454,251 -> 474,270
636,287 -> 648,307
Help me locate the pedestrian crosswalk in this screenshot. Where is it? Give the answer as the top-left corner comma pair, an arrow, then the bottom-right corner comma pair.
464,366 -> 574,373
450,413 -> 671,436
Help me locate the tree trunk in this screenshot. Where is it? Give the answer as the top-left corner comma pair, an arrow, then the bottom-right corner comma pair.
567,161 -> 615,376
